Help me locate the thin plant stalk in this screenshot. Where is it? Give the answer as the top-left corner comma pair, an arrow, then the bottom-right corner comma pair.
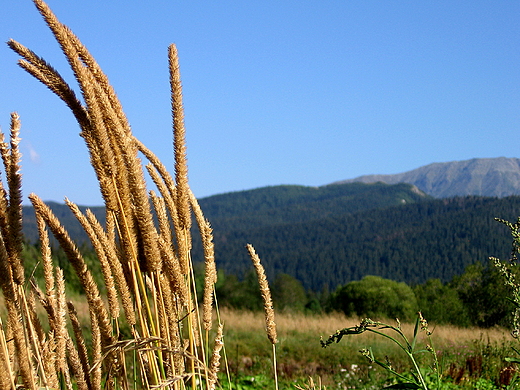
3,1 -> 278,389
321,315 -> 441,390
246,244 -> 278,390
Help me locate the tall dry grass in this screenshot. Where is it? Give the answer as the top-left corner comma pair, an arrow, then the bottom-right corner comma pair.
0,0 -> 266,389
221,309 -> 511,347
5,2 -> 514,390
220,310 -> 515,387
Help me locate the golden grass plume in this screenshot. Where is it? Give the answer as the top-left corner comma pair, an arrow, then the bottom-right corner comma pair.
0,0 -> 231,388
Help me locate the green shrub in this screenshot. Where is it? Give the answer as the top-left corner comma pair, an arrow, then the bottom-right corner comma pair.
414,278 -> 470,326
272,273 -> 307,312
331,275 -> 418,321
452,261 -> 515,328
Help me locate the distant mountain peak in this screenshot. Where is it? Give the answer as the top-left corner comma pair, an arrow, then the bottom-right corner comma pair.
333,157 -> 520,198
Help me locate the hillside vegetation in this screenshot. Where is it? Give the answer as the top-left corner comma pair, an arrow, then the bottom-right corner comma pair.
196,191 -> 519,290
23,183 -> 520,292
198,181 -> 428,229
6,1 -> 520,389
22,201 -> 106,244
21,181 -> 427,250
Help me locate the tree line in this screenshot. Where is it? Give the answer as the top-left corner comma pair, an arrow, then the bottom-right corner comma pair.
23,186 -> 520,293
196,195 -> 520,291
20,188 -> 520,330
21,237 -> 517,329
198,259 -> 516,329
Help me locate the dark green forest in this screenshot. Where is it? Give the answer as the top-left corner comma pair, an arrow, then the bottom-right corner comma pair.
22,242 -> 517,329
22,201 -> 106,245
196,189 -> 520,291
21,182 -> 520,328
197,182 -> 429,229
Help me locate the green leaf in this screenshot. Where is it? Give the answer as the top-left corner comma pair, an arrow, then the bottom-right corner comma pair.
505,297 -> 520,307
505,357 -> 520,363
411,315 -> 420,351
383,383 -> 421,389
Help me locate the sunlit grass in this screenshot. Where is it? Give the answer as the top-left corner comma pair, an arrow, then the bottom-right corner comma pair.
219,309 -> 514,387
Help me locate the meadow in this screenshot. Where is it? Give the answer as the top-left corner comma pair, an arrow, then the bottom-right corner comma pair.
218,310 -> 516,389
2,1 -> 520,389
4,292 -> 515,389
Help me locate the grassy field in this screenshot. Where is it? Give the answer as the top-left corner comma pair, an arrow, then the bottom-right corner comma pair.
218,309 -> 516,388
4,1 -> 519,389
1,291 -> 516,388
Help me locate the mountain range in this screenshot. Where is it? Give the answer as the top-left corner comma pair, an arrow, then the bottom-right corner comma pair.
334,157 -> 520,198
20,157 -> 520,291
196,185 -> 517,291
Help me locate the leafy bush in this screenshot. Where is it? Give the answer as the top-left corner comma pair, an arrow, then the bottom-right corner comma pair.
452,261 -> 515,327
414,278 -> 469,327
272,273 -> 307,312
331,275 -> 418,321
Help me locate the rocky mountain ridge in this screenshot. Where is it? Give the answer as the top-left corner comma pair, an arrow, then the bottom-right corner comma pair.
333,157 -> 520,198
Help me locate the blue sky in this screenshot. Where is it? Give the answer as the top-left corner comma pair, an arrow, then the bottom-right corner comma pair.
1,1 -> 519,206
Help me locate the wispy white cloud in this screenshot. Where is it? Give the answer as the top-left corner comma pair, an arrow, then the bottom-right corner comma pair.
25,142 -> 40,163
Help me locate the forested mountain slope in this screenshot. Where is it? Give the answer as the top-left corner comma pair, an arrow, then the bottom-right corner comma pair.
22,202 -> 106,244
195,195 -> 520,291
198,182 -> 428,230
21,184 -> 520,294
21,182 -> 426,243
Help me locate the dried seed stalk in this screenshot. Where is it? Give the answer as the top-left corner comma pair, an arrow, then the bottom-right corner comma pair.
66,199 -> 120,319
190,192 -> 217,331
86,209 -> 136,326
246,244 -> 278,344
207,323 -> 224,390
67,301 -> 91,390
29,194 -> 114,349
